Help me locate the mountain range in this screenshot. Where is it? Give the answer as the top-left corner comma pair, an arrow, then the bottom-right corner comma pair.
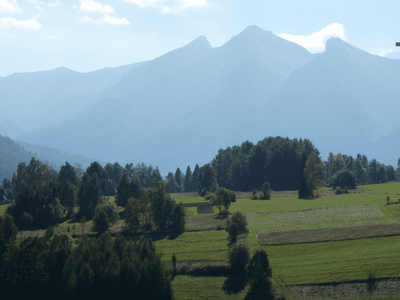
1,25 -> 399,174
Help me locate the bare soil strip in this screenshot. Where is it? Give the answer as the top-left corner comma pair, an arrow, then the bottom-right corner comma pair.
288,278 -> 400,299
257,223 -> 400,246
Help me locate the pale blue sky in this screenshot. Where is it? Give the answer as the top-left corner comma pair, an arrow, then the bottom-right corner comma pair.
1,0 -> 399,76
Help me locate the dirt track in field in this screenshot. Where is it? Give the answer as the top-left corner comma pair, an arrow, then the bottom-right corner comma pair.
257,223 -> 400,246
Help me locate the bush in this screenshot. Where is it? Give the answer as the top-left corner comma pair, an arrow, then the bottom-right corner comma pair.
335,187 -> 342,194
330,169 -> 356,189
228,223 -> 238,243
226,212 -> 249,234
261,182 -> 271,200
215,187 -> 236,203
251,190 -> 258,200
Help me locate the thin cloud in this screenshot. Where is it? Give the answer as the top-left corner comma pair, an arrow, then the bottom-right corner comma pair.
373,48 -> 399,57
80,0 -> 114,14
279,23 -> 347,53
127,0 -> 210,14
0,17 -> 41,30
81,15 -> 130,25
0,0 -> 21,13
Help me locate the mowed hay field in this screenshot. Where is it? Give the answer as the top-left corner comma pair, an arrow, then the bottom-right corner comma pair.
156,182 -> 400,299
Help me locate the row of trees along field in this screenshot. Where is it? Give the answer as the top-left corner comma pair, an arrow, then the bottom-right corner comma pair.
0,158 -> 184,231
194,136 -> 399,192
0,215 -> 173,300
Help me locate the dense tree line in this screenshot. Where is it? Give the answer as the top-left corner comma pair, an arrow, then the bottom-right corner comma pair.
211,137 -> 320,191
0,215 -> 173,300
1,158 -> 185,233
164,164 -> 200,193
322,153 -> 397,188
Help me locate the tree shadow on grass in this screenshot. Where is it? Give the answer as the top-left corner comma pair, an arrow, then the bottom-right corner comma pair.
118,228 -> 184,242
222,275 -> 247,295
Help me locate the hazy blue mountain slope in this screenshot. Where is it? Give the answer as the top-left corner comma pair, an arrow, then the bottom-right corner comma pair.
259,37 -> 400,162
14,26 -> 315,172
18,97 -> 145,164
0,62 -> 146,136
9,26 -> 400,172
0,135 -> 97,182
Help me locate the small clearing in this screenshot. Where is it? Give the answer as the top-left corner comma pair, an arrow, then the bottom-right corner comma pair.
258,223 -> 400,246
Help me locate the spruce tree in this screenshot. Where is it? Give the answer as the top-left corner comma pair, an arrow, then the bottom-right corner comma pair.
298,153 -> 310,198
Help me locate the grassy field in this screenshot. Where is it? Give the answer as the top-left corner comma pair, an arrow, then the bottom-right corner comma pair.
4,182 -> 400,299
155,230 -> 229,261
154,182 -> 400,299
172,276 -> 249,300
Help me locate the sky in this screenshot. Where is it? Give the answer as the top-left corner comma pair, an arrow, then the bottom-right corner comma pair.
1,0 -> 399,77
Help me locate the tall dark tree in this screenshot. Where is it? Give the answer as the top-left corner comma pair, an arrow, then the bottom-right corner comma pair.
245,250 -> 274,300
222,244 -> 250,295
184,166 -> 192,192
197,164 -> 217,193
174,167 -> 182,193
151,181 -> 175,230
298,153 -> 310,198
86,162 -> 108,191
60,180 -> 77,215
116,173 -> 131,207
77,172 -> 102,219
248,144 -> 267,190
165,172 -> 176,193
191,164 -> 200,192
58,162 -> 78,187
304,152 -> 324,196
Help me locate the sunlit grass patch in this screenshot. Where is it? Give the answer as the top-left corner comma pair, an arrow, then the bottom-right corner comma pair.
172,276 -> 248,300
155,230 -> 229,261
0,204 -> 9,216
266,235 -> 400,285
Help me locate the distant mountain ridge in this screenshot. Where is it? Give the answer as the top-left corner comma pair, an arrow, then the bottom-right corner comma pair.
0,135 -> 99,182
1,25 -> 399,173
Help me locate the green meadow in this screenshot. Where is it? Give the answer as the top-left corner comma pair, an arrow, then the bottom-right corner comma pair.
156,182 -> 400,299
3,182 -> 400,299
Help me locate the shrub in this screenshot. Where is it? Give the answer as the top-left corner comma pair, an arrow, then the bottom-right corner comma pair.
335,187 -> 342,194
330,169 -> 356,189
261,182 -> 271,200
215,187 -> 236,203
226,211 -> 249,234
228,223 -> 238,243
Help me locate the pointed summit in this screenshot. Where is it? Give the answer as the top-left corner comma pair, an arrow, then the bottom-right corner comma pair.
218,25 -> 314,78
186,35 -> 211,48
324,37 -> 373,61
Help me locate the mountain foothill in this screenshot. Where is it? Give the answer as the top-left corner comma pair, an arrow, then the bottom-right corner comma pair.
1,25 -> 399,174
